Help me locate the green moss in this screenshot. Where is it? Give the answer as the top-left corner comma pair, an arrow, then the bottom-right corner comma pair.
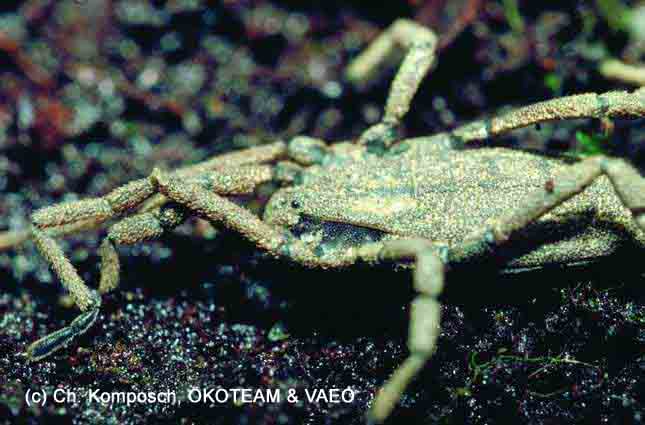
544,73 -> 563,94
596,0 -> 632,32
502,0 -> 525,34
571,130 -> 610,157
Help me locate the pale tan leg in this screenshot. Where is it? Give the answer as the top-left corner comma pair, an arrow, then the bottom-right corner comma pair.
452,87 -> 645,143
30,142 -> 288,236
151,169 -> 288,254
97,203 -> 188,293
26,202 -> 190,359
451,156 -> 645,265
367,239 -> 444,423
32,178 -> 157,230
25,228 -> 101,361
152,168 -> 361,270
24,163 -> 281,361
25,175 -> 170,362
346,19 -> 438,149
369,156 -> 645,422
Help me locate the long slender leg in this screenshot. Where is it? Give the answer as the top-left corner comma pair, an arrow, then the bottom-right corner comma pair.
368,156 -> 645,422
31,229 -> 100,312
26,162 -> 277,360
346,21 -> 644,151
25,228 -> 101,360
138,164 -> 277,213
97,203 -> 188,293
28,142 -> 288,242
0,217 -> 125,253
138,142 -> 288,214
451,87 -> 645,143
346,19 -> 438,149
176,141 -> 287,177
22,143 -> 292,359
152,168 -> 355,270
32,178 -> 157,230
367,239 -> 445,424
450,155 -> 645,265
24,177 -> 161,360
153,168 -> 449,423
25,202 -> 188,359
151,169 -> 288,254
0,164 -> 278,254
27,147 -> 292,312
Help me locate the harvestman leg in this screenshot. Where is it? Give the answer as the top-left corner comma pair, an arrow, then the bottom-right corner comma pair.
450,156 -> 645,264
26,229 -> 102,360
152,159 -> 645,422
97,164 -> 282,293
365,156 -> 645,423
151,170 -> 447,423
24,147 -> 286,360
0,143 -> 289,254
151,169 -> 290,255
345,19 -> 438,149
25,177 -> 159,360
451,87 -> 645,143
346,19 -> 645,150
26,204 -> 189,360
366,239 -> 445,423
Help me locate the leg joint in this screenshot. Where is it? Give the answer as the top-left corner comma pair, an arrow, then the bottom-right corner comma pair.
157,202 -> 188,231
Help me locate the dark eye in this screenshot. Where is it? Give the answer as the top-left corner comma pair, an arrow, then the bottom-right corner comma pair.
291,200 -> 301,209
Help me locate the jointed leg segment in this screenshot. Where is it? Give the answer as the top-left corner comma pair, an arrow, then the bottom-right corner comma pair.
23,142 -> 293,361
32,178 -> 157,230
451,156 -> 645,265
365,156 -> 645,422
151,169 -> 288,254
368,239 -> 445,423
31,229 -> 100,312
26,228 -> 101,360
347,19 -> 644,153
346,19 -> 438,149
452,87 -> 645,143
97,202 -> 189,293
